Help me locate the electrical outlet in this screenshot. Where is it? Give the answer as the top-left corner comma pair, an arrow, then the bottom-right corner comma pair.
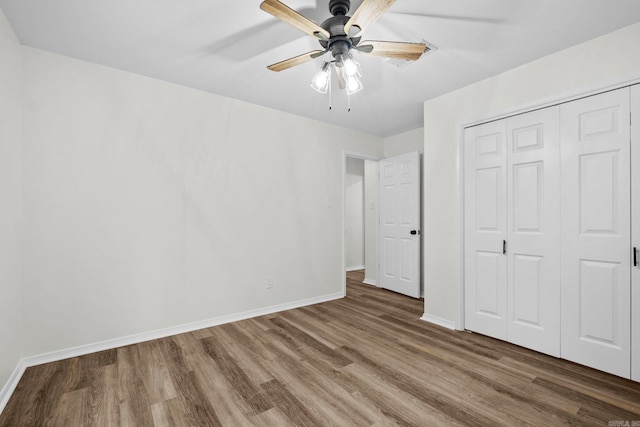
266,277 -> 274,290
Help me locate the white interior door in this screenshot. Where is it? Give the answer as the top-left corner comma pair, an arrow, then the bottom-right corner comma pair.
378,151 -> 421,298
506,107 -> 561,357
560,88 -> 631,378
464,120 -> 508,340
632,84 -> 640,382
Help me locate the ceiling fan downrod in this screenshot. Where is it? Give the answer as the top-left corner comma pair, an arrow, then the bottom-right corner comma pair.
329,0 -> 350,16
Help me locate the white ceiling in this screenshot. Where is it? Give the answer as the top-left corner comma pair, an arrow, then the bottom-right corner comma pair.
2,1 -> 640,137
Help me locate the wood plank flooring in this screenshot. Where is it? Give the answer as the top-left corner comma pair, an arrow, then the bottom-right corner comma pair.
2,270 -> 640,426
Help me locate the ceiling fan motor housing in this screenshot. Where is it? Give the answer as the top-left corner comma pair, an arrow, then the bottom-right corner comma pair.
319,15 -> 361,55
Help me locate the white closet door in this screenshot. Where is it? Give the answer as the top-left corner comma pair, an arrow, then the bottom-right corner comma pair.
632,84 -> 640,382
464,120 -> 508,340
560,88 -> 631,378
506,107 -> 561,357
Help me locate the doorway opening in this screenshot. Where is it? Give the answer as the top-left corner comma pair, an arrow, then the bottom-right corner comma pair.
342,150 -> 422,299
342,152 -> 379,296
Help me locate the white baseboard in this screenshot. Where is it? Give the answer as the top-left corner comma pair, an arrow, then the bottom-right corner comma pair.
420,313 -> 457,330
345,265 -> 365,272
23,291 -> 344,368
1,291 -> 343,414
362,278 -> 378,287
0,360 -> 26,415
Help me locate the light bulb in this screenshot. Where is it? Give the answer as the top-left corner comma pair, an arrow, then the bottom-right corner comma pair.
345,74 -> 363,95
347,77 -> 359,92
313,73 -> 328,88
343,58 -> 359,77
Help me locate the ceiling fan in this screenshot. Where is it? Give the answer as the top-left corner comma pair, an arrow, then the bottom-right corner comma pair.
260,0 -> 429,94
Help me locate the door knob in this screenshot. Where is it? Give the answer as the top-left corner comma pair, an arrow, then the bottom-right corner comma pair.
410,230 -> 421,235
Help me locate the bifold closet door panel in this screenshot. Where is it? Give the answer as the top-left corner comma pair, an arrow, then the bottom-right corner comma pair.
560,87 -> 631,378
506,107 -> 561,357
632,84 -> 640,382
464,120 -> 508,340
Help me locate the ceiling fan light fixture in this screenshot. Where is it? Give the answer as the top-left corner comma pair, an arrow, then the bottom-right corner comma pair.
341,53 -> 360,78
345,73 -> 363,95
311,61 -> 332,93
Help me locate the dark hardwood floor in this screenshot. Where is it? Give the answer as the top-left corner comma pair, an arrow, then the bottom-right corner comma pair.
2,270 -> 640,426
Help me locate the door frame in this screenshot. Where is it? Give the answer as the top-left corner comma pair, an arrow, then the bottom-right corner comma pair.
342,151 -> 380,297
457,72 -> 640,331
630,83 -> 640,382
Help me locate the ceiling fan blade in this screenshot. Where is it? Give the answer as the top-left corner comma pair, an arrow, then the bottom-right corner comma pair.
267,50 -> 327,72
260,0 -> 330,40
356,40 -> 428,61
344,0 -> 396,38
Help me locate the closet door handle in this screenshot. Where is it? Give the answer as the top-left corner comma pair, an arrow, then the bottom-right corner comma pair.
634,247 -> 638,267
503,240 -> 507,255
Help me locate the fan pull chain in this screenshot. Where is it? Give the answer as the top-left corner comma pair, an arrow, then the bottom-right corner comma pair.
328,74 -> 332,110
347,93 -> 351,112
